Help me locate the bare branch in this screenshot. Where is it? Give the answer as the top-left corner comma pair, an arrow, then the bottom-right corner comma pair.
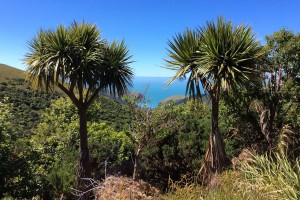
71,178 -> 102,200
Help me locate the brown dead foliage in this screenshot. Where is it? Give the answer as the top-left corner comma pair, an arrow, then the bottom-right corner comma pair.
94,176 -> 160,200
231,148 -> 254,170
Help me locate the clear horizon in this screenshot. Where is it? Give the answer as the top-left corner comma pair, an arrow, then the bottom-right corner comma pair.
1,0 -> 300,77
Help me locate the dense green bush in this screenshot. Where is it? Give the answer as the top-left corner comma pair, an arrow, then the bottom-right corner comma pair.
0,98 -> 42,198
0,79 -> 60,134
30,97 -> 134,198
141,101 -> 211,188
89,122 -> 134,178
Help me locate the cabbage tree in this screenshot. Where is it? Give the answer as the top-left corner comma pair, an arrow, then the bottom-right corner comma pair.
166,17 -> 264,178
24,22 -> 133,195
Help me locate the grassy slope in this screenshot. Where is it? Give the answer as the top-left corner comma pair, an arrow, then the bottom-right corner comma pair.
0,63 -> 25,82
160,95 -> 187,105
160,94 -> 210,106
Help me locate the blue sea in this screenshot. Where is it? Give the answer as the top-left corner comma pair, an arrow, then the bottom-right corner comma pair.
130,77 -> 188,107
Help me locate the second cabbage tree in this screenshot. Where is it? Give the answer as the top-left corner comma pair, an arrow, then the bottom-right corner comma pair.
165,17 -> 264,179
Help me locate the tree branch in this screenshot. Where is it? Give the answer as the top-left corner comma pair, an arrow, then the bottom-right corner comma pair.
85,85 -> 104,108
84,87 -> 91,104
69,81 -> 76,93
57,82 -> 80,108
78,77 -> 84,104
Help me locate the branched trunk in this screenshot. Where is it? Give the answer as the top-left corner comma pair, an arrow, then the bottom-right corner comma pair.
77,106 -> 92,199
200,90 -> 227,182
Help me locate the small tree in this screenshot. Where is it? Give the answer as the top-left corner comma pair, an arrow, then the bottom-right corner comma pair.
24,22 -> 133,196
124,95 -> 154,181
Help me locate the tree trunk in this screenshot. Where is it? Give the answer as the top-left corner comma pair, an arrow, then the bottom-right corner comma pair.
77,106 -> 92,199
133,148 -> 141,181
200,90 -> 227,182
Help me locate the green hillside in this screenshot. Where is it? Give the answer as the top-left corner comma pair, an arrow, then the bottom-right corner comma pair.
159,95 -> 187,105
0,63 -> 25,82
160,94 -> 210,106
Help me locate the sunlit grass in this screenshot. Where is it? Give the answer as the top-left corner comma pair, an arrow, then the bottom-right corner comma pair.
160,171 -> 263,200
161,152 -> 299,200
240,152 -> 300,200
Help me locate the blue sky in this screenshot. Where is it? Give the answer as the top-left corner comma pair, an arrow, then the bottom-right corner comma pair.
0,0 -> 299,77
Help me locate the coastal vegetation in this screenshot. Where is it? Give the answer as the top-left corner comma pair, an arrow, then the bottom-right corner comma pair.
0,18 -> 299,199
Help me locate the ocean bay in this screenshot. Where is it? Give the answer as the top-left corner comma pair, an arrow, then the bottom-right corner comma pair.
130,77 -> 188,107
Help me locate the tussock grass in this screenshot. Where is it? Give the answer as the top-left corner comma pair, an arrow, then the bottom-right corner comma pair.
162,151 -> 299,200
161,172 -> 263,200
240,152 -> 300,200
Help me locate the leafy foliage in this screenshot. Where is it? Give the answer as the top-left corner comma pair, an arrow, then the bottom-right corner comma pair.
0,79 -> 60,133
30,97 -> 134,197
87,96 -> 132,131
24,21 -> 133,103
88,122 -> 133,178
265,29 -> 300,81
196,17 -> 264,91
141,101 -> 210,188
0,98 -> 42,198
165,17 -> 264,96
